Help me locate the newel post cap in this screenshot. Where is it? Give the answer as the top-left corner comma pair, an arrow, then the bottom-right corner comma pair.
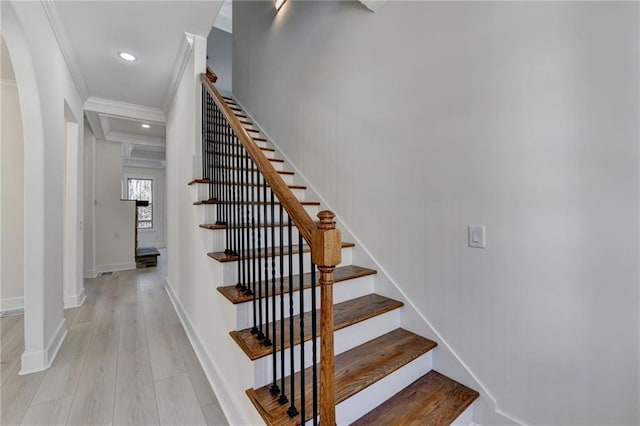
312,211 -> 341,267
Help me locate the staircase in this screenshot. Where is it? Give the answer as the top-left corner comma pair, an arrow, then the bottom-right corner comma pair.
191,73 -> 479,425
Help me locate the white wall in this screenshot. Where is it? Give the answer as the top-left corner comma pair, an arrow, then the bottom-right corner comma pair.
165,33 -> 264,425
233,2 -> 639,425
95,140 -> 135,272
206,27 -> 232,95
0,77 -> 25,311
83,122 -> 96,278
123,166 -> 166,248
2,1 -> 85,373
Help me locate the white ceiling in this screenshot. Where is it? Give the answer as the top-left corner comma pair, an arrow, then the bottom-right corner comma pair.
51,1 -> 223,169
56,1 -> 222,109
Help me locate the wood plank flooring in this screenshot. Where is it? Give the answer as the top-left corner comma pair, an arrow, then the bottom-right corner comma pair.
0,261 -> 228,426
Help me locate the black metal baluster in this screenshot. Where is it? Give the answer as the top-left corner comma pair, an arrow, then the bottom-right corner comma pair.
224,118 -> 231,254
262,177 -> 271,346
277,205 -> 288,405
201,87 -> 206,180
250,156 -> 258,335
269,188 -> 278,395
243,147 -> 252,297
311,262 -> 318,425
235,134 -> 244,291
287,216 -> 299,418
228,121 -> 234,252
298,231 -> 305,423
256,161 -> 264,340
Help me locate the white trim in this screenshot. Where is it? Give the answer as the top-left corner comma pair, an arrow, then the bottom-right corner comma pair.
360,0 -> 388,12
164,280 -> 249,426
213,15 -> 232,34
122,158 -> 166,169
95,262 -> 136,274
84,97 -> 166,124
107,131 -> 165,148
84,269 -> 97,279
20,317 -> 67,375
233,99 -> 522,426
40,0 -> 89,101
162,33 -> 195,114
0,297 -> 24,311
64,288 -> 86,309
0,78 -> 18,88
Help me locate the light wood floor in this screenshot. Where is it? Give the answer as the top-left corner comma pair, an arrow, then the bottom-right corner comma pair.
0,262 -> 229,426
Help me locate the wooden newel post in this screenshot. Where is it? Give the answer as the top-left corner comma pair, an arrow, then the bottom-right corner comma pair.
312,210 -> 341,426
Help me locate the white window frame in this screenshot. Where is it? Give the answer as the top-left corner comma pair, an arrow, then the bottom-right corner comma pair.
123,173 -> 156,231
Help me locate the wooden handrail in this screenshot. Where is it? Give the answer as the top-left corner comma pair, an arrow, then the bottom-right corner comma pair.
201,74 -> 340,424
200,74 -> 317,245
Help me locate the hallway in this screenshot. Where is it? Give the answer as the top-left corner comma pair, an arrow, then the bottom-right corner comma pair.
0,263 -> 228,425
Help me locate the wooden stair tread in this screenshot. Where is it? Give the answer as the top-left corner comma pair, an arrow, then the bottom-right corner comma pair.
207,166 -> 294,175
205,150 -> 284,163
234,113 -> 248,119
208,142 -> 274,152
232,294 -> 405,361
207,241 -> 355,263
194,200 -> 320,206
217,265 -> 377,304
195,183 -> 305,193
350,370 -> 479,426
187,178 -> 209,185
247,328 -> 436,426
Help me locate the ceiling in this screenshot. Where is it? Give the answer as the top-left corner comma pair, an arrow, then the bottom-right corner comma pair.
51,1 -> 223,168
56,1 -> 222,109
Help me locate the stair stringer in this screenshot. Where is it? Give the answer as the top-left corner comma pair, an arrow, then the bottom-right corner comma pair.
233,99 -> 523,426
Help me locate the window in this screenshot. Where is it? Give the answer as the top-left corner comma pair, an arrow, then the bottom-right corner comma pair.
127,178 -> 153,229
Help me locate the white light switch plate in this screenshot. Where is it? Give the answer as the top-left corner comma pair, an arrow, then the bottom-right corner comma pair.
468,225 -> 485,248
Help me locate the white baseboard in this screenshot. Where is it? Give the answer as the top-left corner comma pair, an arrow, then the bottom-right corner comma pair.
64,288 -> 86,309
95,262 -> 136,274
1,297 -> 24,311
84,269 -> 97,279
20,317 -> 67,375
163,279 -> 251,426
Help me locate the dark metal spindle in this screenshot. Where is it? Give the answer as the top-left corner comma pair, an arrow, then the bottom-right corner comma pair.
262,177 -> 271,346
256,160 -> 264,340
298,231 -> 305,423
269,188 -> 278,395
277,205 -> 288,405
287,216 -> 299,418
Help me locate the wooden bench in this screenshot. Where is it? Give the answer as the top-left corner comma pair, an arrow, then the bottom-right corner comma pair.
136,247 -> 160,268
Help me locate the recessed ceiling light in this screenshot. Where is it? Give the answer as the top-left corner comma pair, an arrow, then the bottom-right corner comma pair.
118,51 -> 137,62
141,124 -> 150,129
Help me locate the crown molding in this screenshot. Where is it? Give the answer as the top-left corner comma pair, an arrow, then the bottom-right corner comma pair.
162,32 -> 195,114
107,131 -> 165,148
85,97 -> 166,124
360,0 -> 388,12
40,0 -> 89,101
123,157 -> 166,170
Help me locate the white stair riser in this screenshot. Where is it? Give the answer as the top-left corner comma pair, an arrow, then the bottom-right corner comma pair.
196,185 -> 306,205
333,352 -> 433,426
253,308 -> 401,388
450,403 -> 474,426
203,202 -> 315,225
219,248 -> 353,286
234,275 -> 374,330
206,226 -> 304,254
